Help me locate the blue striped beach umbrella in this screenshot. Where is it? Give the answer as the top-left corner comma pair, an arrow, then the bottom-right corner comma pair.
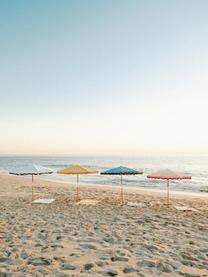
10,164 -> 53,201
101,166 -> 143,205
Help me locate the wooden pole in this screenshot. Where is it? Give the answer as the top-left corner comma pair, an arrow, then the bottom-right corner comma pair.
32,174 -> 35,201
120,175 -> 124,205
76,174 -> 79,201
167,179 -> 170,206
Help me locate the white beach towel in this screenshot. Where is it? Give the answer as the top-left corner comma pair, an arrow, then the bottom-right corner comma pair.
127,202 -> 146,208
175,206 -> 198,212
32,198 -> 55,204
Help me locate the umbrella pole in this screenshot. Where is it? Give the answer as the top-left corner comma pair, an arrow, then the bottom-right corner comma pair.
32,174 -> 35,201
76,174 -> 79,201
167,179 -> 170,206
120,175 -> 124,205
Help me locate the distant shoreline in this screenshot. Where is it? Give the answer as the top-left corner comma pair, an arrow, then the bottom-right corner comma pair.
1,155 -> 208,194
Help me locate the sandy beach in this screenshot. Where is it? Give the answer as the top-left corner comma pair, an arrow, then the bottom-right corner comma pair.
0,175 -> 208,277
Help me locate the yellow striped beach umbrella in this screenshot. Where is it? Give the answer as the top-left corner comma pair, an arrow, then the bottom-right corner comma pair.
57,165 -> 98,201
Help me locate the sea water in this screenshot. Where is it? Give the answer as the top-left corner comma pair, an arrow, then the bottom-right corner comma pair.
0,155 -> 207,193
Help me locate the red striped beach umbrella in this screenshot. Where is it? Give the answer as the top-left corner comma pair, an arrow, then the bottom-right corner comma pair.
147,169 -> 191,206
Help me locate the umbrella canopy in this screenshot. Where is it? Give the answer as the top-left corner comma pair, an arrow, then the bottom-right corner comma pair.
101,166 -> 142,175
57,165 -> 98,201
147,169 -> 191,180
10,164 -> 53,176
57,165 -> 97,175
101,166 -> 143,205
147,169 -> 191,206
9,164 -> 53,201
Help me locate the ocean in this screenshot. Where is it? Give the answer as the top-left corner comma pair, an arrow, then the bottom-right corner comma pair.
0,155 -> 208,193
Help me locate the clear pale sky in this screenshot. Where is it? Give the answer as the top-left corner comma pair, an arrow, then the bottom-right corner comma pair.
0,0 -> 208,156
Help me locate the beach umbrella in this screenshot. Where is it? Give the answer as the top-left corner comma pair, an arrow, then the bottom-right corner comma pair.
101,166 -> 143,205
147,169 -> 191,206
10,164 -> 53,201
57,165 -> 98,201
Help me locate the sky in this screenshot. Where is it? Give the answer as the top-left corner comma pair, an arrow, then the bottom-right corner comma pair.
0,0 -> 208,156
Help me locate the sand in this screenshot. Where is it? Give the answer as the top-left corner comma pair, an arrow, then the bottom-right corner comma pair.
0,175 -> 208,277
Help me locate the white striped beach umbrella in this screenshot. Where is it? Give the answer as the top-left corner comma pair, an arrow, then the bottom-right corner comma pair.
10,164 -> 53,201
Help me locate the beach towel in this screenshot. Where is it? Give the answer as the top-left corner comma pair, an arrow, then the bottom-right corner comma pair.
175,206 -> 198,212
76,199 -> 99,205
32,198 -> 55,204
127,202 -> 146,208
